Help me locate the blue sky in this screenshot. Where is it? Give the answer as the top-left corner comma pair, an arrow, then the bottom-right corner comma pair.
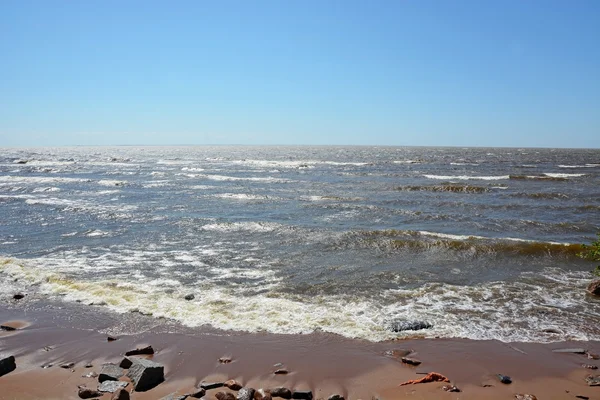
0,1 -> 598,147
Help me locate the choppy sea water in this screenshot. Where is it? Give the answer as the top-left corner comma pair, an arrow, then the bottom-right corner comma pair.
1,146 -> 599,343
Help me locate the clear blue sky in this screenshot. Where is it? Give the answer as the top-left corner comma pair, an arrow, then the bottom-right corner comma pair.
1,0 -> 599,147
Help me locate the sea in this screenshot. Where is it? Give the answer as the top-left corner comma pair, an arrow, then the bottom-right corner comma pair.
1,146 -> 599,343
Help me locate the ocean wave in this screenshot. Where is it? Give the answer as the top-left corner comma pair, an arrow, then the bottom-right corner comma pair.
0,176 -> 92,185
543,173 -> 586,178
201,221 -> 287,233
424,174 -> 510,180
1,257 -> 597,343
450,162 -> 479,166
558,164 -> 599,168
509,175 -> 569,181
211,193 -> 276,201
396,184 -> 490,193
193,174 -> 292,183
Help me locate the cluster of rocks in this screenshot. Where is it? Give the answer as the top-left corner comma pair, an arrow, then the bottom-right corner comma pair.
179,381 -> 323,400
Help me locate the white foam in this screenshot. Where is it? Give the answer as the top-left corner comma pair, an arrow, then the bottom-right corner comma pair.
98,179 -> 128,187
558,164 -> 599,168
543,173 -> 586,178
212,193 -> 274,201
393,160 -> 422,164
201,221 -> 284,233
0,176 -> 91,185
450,162 -> 479,166
424,174 -> 510,180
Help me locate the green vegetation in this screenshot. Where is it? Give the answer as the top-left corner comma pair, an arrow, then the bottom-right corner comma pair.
579,233 -> 600,276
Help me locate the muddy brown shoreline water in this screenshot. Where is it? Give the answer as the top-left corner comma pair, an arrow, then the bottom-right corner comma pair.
1,301 -> 599,399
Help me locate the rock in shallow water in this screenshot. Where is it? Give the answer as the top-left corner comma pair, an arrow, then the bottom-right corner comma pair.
292,391 -> 313,400
497,374 -> 512,384
0,355 -> 16,377
389,320 -> 432,332
587,280 -> 600,296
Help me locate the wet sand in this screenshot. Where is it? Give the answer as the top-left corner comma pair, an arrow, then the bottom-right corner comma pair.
1,303 -> 599,400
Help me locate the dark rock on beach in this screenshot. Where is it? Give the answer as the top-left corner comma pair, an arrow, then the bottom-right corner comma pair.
224,379 -> 243,390
328,395 -> 345,400
12,293 -> 25,300
389,320 -> 432,332
187,388 -> 206,398
583,364 -> 598,369
216,392 -> 236,400
60,362 -> 75,369
119,357 -> 133,369
274,368 -> 289,374
219,356 -> 232,363
587,280 -> 600,296
552,348 -> 587,354
107,336 -> 118,342
292,391 -> 313,400
201,381 -> 224,390
256,389 -> 273,400
237,387 -> 256,400
98,380 -> 128,393
127,358 -> 164,391
0,325 -> 16,331
270,387 -> 292,399
0,355 -> 16,377
497,374 -> 512,384
184,294 -> 195,300
111,388 -> 130,400
586,375 -> 600,386
125,345 -> 154,356
99,363 -> 124,382
442,385 -> 461,392
401,357 -> 421,366
78,386 -> 103,399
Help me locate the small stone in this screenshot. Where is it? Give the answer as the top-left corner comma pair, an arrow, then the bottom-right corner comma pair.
126,358 -> 164,391
328,395 -> 345,400
587,280 -> 600,296
125,345 -> 154,356
515,395 -> 537,400
219,356 -> 232,364
292,391 -> 313,400
585,375 -> 600,386
13,293 -> 25,300
184,294 -> 195,300
0,355 -> 17,377
85,363 -> 94,368
274,368 -> 288,375
60,362 -> 75,369
201,381 -> 224,390
238,387 -> 256,400
542,328 -> 561,334
442,385 -> 461,392
583,364 -> 598,369
112,388 -> 130,400
270,387 -> 292,399
41,363 -> 53,369
82,371 -> 99,378
225,379 -> 243,390
98,380 -> 128,393
187,388 -> 206,398
400,357 -> 421,366
552,348 -> 587,354
256,389 -> 273,400
587,353 -> 600,360
119,357 -> 133,369
576,396 -> 590,400
107,336 -> 118,342
497,374 -> 512,384
216,392 -> 236,400
78,386 -> 103,399
99,363 -> 124,382
0,325 -> 16,331
160,393 -> 189,400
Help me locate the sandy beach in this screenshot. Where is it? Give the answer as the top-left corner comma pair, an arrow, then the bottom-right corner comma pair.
1,300 -> 599,400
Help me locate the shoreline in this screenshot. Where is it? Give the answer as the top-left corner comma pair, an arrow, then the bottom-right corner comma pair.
1,300 -> 599,399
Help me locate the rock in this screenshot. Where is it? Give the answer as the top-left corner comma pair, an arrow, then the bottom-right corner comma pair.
587,352 -> 600,360
0,355 -> 16,377
12,293 -> 25,300
15,160 -> 28,164
442,385 -> 460,392
85,363 -> 94,368
400,357 -> 421,366
552,348 -> 587,354
107,336 -> 118,342
587,280 -> 600,296
82,371 -> 98,378
200,381 -> 224,390
184,294 -> 195,300
41,363 -> 53,369
274,368 -> 288,375
270,387 -> 292,399
0,325 -> 16,331
292,391 -> 313,400
238,387 -> 256,400
576,396 -> 590,400
78,386 -> 103,399
119,357 -> 133,369
126,358 -> 164,392
497,374 -> 512,384
389,320 -> 432,332
256,389 -> 273,400
542,328 -> 562,334
125,345 -> 154,356
515,395 -> 537,400
225,379 -> 243,390
187,388 -> 206,398
99,363 -> 124,382
585,375 -> 600,386
216,392 -> 236,400
583,364 -> 598,369
112,388 -> 130,400
160,393 -> 189,400
328,395 -> 345,400
60,362 -> 75,369
219,356 -> 232,363
98,380 -> 128,393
